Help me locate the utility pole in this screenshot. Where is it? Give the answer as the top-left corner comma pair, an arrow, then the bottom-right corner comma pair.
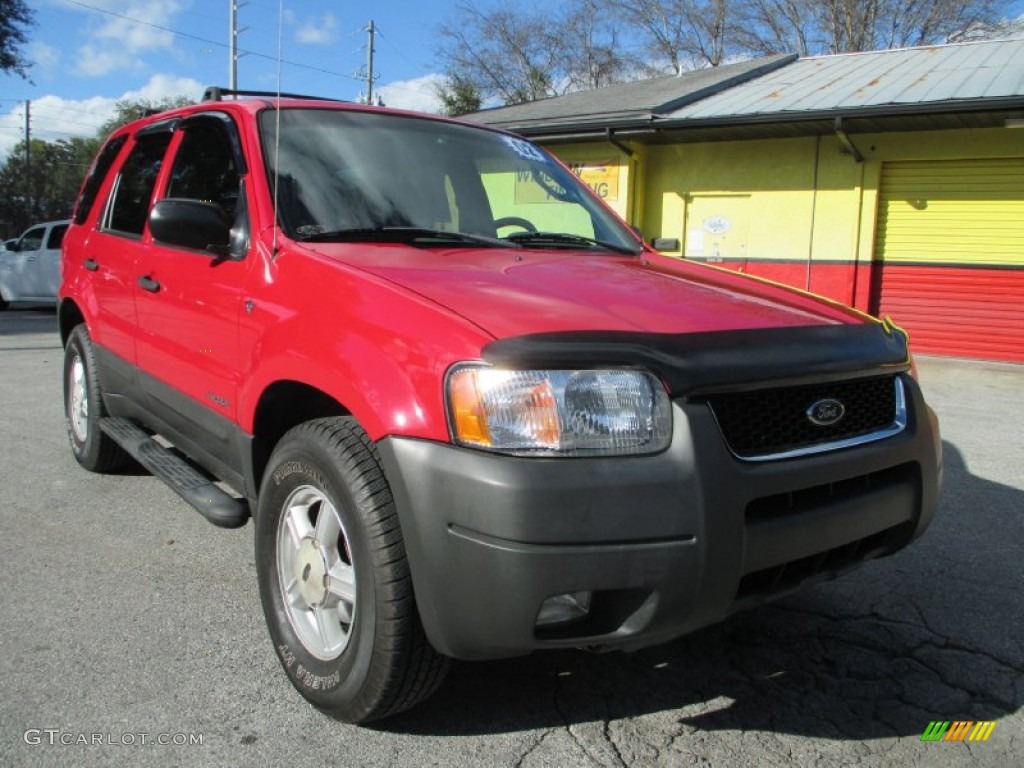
229,0 -> 248,90
24,100 -> 31,220
365,20 -> 376,105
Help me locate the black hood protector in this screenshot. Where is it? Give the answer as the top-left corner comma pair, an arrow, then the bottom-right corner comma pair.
482,322 -> 911,396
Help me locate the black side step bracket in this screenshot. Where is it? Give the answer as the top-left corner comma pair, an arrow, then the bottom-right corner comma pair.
99,417 -> 250,529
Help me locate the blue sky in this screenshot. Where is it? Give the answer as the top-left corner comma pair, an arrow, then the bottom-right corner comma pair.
1,0 -> 1023,158
0,0 -> 450,156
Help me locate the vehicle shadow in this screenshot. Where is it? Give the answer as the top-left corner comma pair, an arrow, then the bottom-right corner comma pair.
382,440 -> 1023,739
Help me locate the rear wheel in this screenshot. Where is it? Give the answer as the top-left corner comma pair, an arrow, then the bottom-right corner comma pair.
63,325 -> 131,472
255,417 -> 449,723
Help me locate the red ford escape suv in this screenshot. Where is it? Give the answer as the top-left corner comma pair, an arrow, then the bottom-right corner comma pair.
60,88 -> 941,723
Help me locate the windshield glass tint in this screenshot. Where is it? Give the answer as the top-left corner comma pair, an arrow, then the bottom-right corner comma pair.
259,109 -> 639,251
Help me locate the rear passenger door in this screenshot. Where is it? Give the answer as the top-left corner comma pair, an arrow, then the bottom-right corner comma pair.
87,126 -> 174,368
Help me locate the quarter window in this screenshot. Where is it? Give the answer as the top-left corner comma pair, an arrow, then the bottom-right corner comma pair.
104,133 -> 173,236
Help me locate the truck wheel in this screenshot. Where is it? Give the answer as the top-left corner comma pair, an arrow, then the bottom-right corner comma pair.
63,325 -> 131,472
255,417 -> 449,723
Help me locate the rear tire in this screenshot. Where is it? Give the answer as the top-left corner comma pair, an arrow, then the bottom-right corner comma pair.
63,325 -> 132,472
255,417 -> 449,723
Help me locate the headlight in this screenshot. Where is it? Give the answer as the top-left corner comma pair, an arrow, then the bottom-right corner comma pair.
446,365 -> 672,456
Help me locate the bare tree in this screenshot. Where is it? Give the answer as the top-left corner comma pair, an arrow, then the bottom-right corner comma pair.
600,0 -> 733,72
436,0 -> 1016,107
732,0 -> 1011,56
436,0 -> 635,105
560,0 -> 642,90
437,3 -> 562,105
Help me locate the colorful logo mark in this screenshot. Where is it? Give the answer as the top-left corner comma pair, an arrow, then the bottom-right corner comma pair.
921,721 -> 997,742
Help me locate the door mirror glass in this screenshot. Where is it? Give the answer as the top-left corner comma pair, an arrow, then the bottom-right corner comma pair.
149,199 -> 231,254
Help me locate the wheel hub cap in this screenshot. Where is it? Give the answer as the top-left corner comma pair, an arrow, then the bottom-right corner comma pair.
295,538 -> 329,607
276,485 -> 357,660
69,356 -> 89,441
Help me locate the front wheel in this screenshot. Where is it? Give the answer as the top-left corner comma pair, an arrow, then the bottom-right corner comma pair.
255,417 -> 449,723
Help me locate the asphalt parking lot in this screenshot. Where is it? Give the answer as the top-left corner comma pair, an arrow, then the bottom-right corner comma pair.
0,306 -> 1021,767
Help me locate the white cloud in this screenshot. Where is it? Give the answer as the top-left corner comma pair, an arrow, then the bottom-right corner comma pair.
295,12 -> 339,45
377,74 -> 444,114
64,0 -> 188,77
122,73 -> 205,103
75,44 -> 140,77
0,74 -> 205,159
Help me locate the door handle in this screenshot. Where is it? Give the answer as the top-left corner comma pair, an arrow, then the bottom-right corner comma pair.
26,256 -> 36,261
137,275 -> 161,293
84,258 -> 99,272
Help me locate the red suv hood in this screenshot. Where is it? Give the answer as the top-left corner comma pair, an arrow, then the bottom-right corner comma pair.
312,244 -> 861,338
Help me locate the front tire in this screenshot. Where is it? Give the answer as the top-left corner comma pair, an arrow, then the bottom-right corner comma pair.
255,417 -> 449,723
63,325 -> 131,472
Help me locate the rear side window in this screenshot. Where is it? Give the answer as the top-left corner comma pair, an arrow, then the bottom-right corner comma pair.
74,136 -> 126,226
103,133 -> 173,237
46,224 -> 68,250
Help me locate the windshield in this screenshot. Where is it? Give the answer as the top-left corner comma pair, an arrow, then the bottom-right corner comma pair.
259,108 -> 640,253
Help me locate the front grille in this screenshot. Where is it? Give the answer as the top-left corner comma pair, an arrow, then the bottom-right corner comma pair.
706,374 -> 901,459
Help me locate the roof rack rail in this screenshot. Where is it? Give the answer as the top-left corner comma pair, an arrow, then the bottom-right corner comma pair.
202,86 -> 343,103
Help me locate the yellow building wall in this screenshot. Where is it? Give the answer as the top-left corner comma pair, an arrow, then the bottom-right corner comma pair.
543,126 -> 1024,310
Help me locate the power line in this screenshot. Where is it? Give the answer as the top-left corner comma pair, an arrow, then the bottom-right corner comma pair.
62,0 -> 437,99
64,0 -> 365,83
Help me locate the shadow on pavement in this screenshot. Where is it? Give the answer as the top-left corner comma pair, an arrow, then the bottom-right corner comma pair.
383,440 -> 1023,739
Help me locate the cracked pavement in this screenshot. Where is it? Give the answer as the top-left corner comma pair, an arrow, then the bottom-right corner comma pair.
0,309 -> 1020,767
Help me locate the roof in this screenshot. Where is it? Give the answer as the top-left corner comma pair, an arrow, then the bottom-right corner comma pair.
460,54 -> 796,133
465,38 -> 1024,142
667,38 -> 1024,121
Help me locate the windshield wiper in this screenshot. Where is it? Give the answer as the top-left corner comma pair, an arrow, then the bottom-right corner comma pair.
503,231 -> 641,255
297,226 -> 516,248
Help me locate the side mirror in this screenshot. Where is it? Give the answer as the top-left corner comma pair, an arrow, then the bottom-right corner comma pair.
6,241 -> 20,252
149,199 -> 233,256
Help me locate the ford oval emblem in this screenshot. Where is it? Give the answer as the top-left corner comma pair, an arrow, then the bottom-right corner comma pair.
806,398 -> 845,427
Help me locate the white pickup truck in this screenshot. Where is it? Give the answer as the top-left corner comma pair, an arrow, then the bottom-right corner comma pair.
0,219 -> 69,308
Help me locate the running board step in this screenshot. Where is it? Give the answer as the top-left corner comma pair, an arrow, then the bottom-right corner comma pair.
99,417 -> 249,529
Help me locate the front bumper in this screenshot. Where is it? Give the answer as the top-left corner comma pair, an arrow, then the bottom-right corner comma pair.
378,374 -> 941,661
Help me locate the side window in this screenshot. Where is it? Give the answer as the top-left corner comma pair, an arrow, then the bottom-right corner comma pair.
104,132 -> 173,237
20,227 -> 46,251
74,135 -> 127,226
46,224 -> 68,250
167,123 -> 240,218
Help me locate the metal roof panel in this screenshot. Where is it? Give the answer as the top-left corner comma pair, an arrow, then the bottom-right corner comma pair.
669,39 -> 1024,120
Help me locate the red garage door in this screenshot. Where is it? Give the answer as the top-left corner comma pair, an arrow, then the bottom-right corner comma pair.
873,159 -> 1024,363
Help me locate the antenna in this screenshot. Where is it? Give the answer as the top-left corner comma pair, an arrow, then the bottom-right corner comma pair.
271,0 -> 283,258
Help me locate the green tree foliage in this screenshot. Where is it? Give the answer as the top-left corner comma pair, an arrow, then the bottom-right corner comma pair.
436,74 -> 484,117
95,96 -> 195,141
0,138 -> 97,234
0,0 -> 34,79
